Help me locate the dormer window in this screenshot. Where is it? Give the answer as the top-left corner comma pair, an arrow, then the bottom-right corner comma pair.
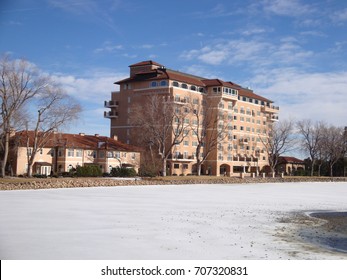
190,85 -> 196,91
172,81 -> 179,87
160,80 -> 167,87
150,81 -> 157,87
181,83 -> 188,89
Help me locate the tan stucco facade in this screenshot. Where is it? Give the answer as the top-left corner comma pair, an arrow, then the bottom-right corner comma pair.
105,61 -> 279,176
11,133 -> 141,176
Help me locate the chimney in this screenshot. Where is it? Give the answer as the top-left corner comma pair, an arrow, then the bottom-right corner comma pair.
79,133 -> 85,136
113,135 -> 118,141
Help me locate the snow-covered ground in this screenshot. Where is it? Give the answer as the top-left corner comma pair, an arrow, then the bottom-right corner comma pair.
0,182 -> 347,260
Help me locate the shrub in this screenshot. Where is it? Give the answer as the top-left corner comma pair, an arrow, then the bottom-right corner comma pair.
33,174 -> 47,178
76,165 -> 102,177
138,164 -> 158,177
110,166 -> 137,177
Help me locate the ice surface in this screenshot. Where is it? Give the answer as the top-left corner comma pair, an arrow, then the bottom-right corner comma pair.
0,182 -> 347,260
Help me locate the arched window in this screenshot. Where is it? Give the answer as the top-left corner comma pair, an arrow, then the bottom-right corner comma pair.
190,85 -> 196,91
160,80 -> 167,87
172,81 -> 179,87
181,83 -> 188,89
150,81 -> 157,87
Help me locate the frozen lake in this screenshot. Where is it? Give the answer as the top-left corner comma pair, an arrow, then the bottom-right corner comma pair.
0,182 -> 347,260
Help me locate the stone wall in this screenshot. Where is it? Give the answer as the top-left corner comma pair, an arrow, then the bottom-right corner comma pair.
1,176 -> 347,191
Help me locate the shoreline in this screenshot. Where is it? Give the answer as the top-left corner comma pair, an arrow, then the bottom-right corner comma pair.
291,211 -> 347,256
1,176 -> 347,191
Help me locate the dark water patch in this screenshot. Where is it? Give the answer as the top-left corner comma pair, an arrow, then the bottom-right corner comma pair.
298,212 -> 347,254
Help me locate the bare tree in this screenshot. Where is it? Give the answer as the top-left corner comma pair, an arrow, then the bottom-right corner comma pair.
296,119 -> 325,176
130,95 -> 190,176
261,119 -> 295,175
0,55 -> 51,177
23,86 -> 81,177
189,98 -> 229,175
321,125 -> 345,177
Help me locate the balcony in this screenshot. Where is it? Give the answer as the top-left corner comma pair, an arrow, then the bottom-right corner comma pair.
104,100 -> 119,108
270,114 -> 279,122
261,104 -> 279,114
222,92 -> 238,101
104,111 -> 118,118
168,154 -> 195,162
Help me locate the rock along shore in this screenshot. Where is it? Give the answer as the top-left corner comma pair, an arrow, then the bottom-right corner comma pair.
1,176 -> 347,191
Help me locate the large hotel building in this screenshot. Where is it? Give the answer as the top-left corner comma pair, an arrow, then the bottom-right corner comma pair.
105,60 -> 279,176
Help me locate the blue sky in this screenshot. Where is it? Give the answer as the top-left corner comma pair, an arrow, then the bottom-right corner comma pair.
1,0 -> 347,137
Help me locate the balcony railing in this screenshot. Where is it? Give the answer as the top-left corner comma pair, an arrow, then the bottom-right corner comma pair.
270,115 -> 279,121
261,105 -> 279,113
168,154 -> 195,161
222,92 -> 238,101
104,111 -> 118,118
104,100 -> 119,108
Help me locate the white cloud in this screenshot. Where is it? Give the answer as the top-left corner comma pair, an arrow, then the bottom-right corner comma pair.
138,44 -> 154,49
52,71 -> 127,102
261,0 -> 314,17
180,38 -> 311,68
249,69 -> 347,126
182,65 -> 219,79
198,50 -> 228,65
94,42 -> 123,53
332,8 -> 347,24
241,28 -> 268,36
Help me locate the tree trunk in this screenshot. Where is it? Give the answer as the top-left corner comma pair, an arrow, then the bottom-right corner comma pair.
310,160 -> 315,176
0,132 -> 10,177
197,160 -> 201,176
27,160 -> 34,177
162,157 -> 167,176
318,164 -> 322,176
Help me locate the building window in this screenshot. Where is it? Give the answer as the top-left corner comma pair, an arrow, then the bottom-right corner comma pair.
115,152 -> 120,158
88,150 -> 96,158
183,164 -> 188,169
150,81 -> 157,87
181,83 -> 188,89
132,153 -> 136,160
58,148 -> 63,157
76,149 -> 82,157
50,149 -> 54,157
160,80 -> 167,86
172,81 -> 179,87
107,151 -> 113,158
190,85 -> 196,91
68,148 -> 74,157
99,151 -> 105,158
174,164 -> 179,169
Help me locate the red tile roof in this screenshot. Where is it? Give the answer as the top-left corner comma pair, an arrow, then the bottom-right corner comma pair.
12,131 -> 142,152
238,88 -> 272,103
116,61 -> 275,103
278,156 -> 305,164
129,60 -> 164,67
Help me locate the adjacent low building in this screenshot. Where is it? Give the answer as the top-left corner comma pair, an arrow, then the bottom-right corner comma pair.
10,131 -> 141,176
277,156 -> 305,175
